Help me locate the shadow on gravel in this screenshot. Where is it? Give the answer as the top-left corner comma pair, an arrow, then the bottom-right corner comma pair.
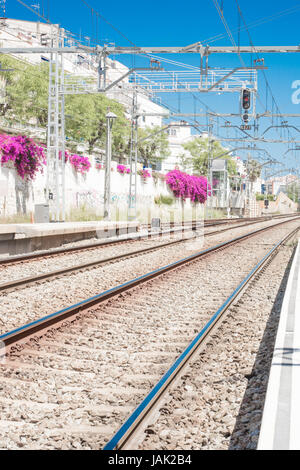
228,244 -> 297,450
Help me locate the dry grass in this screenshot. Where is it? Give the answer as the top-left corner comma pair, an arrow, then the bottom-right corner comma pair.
1,205 -> 225,225
0,214 -> 31,224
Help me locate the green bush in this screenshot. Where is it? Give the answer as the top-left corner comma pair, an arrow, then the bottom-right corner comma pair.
256,193 -> 275,201
154,194 -> 174,206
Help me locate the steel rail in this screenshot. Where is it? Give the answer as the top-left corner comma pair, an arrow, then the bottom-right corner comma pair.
0,217 -> 299,354
103,225 -> 300,450
144,214 -> 294,231
0,216 -> 296,294
0,218 -> 234,266
144,216 -> 262,230
0,237 -> 189,293
0,214 -> 295,266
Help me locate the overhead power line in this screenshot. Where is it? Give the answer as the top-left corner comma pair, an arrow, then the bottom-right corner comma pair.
79,0 -> 137,47
202,4 -> 300,45
234,0 -> 293,145
211,0 -> 246,67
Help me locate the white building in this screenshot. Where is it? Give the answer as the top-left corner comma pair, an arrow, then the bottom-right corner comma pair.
267,174 -> 298,196
0,17 -> 167,131
162,122 -> 199,172
232,156 -> 246,177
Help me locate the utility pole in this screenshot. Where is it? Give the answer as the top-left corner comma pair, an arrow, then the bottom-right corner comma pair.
207,115 -> 213,219
104,110 -> 117,220
128,88 -> 138,220
46,25 -> 65,222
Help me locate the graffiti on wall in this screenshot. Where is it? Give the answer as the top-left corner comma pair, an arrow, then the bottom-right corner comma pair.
76,190 -> 104,208
76,190 -> 153,208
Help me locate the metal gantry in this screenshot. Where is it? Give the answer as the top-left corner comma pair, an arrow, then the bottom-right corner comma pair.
1,38 -> 300,219
46,26 -> 66,222
128,88 -> 138,220
130,67 -> 262,93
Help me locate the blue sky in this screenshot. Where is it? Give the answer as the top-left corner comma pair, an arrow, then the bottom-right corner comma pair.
6,0 -> 300,170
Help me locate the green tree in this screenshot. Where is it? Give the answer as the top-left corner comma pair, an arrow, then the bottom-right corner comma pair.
0,55 -> 130,156
177,152 -> 191,171
0,55 -> 49,126
246,159 -> 262,194
246,159 -> 262,182
65,93 -> 129,155
137,126 -> 169,168
182,137 -> 237,176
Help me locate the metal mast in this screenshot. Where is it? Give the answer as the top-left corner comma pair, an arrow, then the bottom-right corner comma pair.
46,25 -> 65,222
128,87 -> 138,219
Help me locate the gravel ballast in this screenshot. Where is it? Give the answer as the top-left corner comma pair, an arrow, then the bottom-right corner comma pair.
0,222 -> 298,449
0,217 -> 294,285
0,218 -> 297,336
138,239 -> 297,450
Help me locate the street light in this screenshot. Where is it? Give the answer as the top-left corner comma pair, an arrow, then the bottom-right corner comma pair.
104,111 -> 117,220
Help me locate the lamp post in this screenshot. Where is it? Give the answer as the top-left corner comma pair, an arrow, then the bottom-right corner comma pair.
104,111 -> 117,220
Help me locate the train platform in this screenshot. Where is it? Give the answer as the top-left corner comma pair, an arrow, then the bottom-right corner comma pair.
258,239 -> 300,450
0,225 -> 16,242
0,220 -> 139,256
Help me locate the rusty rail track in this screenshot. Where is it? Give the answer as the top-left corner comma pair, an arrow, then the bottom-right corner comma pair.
0,214 -> 295,266
0,216 -> 298,294
103,224 -> 300,450
0,216 -> 299,355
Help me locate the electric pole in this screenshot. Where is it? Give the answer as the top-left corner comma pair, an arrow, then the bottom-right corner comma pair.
104,110 -> 117,220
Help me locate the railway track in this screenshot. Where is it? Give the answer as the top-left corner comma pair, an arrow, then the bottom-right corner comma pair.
142,214 -> 289,232
0,218 -> 299,449
103,226 -> 300,450
0,216 -> 299,351
0,213 -> 294,267
0,215 -> 298,295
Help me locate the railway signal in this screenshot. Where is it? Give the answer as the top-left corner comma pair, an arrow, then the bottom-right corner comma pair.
242,89 -> 251,110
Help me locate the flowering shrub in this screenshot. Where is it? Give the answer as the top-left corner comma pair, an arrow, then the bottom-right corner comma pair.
60,150 -> 91,175
68,153 -> 91,174
95,163 -> 104,170
0,133 -> 91,178
117,164 -> 130,174
0,134 -> 46,180
138,169 -> 151,179
165,169 -> 210,204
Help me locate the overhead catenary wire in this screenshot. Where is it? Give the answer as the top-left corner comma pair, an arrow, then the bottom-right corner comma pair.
234,0 -> 294,149
10,0 -> 295,161
202,4 -> 300,45
76,0 -> 252,141
211,0 -> 246,68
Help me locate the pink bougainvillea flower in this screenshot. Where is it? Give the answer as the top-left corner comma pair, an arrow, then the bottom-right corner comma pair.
139,169 -> 151,179
0,134 -> 91,179
0,134 -> 46,180
59,150 -> 91,174
165,169 -> 210,203
117,164 -> 130,174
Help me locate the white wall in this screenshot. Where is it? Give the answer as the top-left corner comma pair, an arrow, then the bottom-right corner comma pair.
0,159 -> 172,217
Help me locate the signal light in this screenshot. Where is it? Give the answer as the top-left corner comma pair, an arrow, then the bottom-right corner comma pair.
242,89 -> 251,110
